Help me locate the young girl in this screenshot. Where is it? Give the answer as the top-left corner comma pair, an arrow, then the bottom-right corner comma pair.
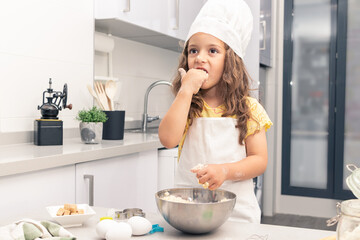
158,0 -> 272,223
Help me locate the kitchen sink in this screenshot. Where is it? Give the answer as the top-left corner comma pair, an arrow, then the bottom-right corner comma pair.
126,127 -> 159,134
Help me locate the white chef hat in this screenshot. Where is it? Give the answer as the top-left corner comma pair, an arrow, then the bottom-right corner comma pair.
186,0 -> 253,59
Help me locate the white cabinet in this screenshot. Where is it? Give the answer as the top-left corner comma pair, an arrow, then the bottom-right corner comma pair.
0,165 -> 75,219
94,0 -> 206,52
176,0 -> 206,40
95,0 -> 167,32
153,0 -> 206,40
157,148 -> 178,190
75,150 -> 158,213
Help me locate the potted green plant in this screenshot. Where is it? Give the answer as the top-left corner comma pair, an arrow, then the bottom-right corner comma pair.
76,106 -> 108,144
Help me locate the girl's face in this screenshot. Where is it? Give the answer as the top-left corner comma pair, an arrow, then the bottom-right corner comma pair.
187,32 -> 226,91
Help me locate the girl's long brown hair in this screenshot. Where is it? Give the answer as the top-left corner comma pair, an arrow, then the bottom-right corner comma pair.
172,42 -> 255,145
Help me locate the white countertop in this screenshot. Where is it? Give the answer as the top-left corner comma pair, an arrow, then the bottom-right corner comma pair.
0,132 -> 162,177
78,208 -> 336,240
0,207 -> 335,240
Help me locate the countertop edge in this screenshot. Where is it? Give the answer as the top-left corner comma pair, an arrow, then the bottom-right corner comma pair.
0,133 -> 164,177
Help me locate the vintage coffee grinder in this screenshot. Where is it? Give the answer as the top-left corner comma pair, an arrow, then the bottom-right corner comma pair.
34,78 -> 72,145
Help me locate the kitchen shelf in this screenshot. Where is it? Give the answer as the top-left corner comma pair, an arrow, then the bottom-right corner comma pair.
94,75 -> 119,82
95,19 -> 183,53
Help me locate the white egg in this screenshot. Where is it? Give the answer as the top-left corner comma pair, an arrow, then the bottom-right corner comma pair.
127,216 -> 152,236
106,222 -> 132,240
96,219 -> 118,239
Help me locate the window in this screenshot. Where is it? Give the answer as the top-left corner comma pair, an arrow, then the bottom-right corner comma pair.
282,0 -> 360,199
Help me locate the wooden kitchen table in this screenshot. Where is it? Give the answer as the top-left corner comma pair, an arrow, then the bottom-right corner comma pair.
68,207 -> 335,240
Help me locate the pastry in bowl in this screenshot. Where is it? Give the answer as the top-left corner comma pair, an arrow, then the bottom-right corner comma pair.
155,188 -> 236,234
46,203 -> 95,227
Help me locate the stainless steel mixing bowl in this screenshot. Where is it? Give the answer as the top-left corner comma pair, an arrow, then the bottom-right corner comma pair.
155,188 -> 236,234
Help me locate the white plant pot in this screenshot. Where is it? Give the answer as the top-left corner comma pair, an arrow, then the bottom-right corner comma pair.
79,122 -> 103,144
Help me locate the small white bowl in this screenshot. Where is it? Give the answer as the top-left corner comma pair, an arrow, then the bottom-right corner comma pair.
46,204 -> 96,228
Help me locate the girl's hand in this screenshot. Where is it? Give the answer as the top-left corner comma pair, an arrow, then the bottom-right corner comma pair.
178,68 -> 208,95
191,164 -> 229,190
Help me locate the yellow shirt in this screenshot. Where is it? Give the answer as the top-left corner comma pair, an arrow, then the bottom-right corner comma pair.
178,97 -> 273,159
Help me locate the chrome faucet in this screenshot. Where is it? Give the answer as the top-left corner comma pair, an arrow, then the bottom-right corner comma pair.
142,80 -> 172,132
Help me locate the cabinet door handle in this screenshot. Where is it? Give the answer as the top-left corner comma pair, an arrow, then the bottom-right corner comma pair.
260,20 -> 266,50
84,174 -> 94,206
123,0 -> 130,12
173,0 -> 179,30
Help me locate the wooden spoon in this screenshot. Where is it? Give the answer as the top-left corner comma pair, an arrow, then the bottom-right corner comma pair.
94,81 -> 110,111
105,80 -> 116,111
87,84 -> 104,110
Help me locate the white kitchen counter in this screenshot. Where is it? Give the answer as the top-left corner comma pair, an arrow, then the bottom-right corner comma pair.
0,207 -> 336,240
79,208 -> 336,240
0,132 -> 162,177
78,208 -> 336,239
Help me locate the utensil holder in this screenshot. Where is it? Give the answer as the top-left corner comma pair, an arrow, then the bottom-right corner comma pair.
102,110 -> 125,140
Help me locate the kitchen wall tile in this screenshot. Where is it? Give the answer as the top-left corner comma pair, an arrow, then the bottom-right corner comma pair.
108,75 -> 174,121
94,33 -> 179,122
0,0 -> 93,64
146,87 -> 174,118
0,53 -> 93,132
0,0 -> 93,133
94,52 -> 109,76
111,36 -> 179,80
0,0 -> 177,133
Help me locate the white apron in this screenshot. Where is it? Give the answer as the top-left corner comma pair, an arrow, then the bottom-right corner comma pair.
174,117 -> 261,223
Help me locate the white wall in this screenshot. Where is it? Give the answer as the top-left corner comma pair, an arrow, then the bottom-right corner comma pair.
0,0 -> 94,133
94,33 -> 179,123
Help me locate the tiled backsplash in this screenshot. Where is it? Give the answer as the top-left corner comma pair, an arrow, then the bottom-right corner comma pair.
0,1 -> 178,135
0,0 -> 94,133
94,33 -> 179,126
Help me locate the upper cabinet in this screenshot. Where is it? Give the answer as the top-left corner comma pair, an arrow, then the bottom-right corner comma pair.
176,0 -> 206,40
94,0 -> 206,52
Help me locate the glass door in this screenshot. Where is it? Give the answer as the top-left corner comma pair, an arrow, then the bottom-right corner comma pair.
283,0 -> 360,200
334,0 -> 360,198
282,0 -> 336,198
